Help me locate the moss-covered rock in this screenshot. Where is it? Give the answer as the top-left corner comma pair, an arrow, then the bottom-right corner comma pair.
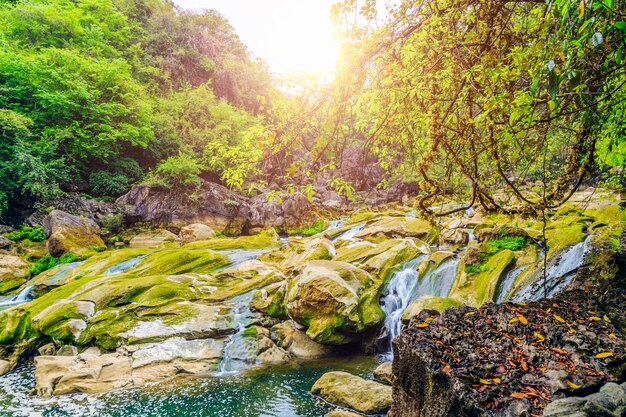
401,296 -> 461,323
285,260 -> 383,345
354,216 -> 437,244
128,229 -> 177,248
183,228 -> 280,250
43,210 -> 105,257
450,249 -> 515,307
311,371 -> 392,414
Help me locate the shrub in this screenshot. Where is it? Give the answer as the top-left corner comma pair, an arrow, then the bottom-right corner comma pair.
287,220 -> 325,236
30,253 -> 77,276
5,226 -> 46,242
152,154 -> 202,189
485,236 -> 526,252
101,213 -> 123,233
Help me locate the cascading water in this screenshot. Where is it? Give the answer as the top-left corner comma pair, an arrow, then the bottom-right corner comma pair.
217,291 -> 257,375
0,285 -> 33,309
333,223 -> 365,241
380,256 -> 459,355
326,219 -> 345,230
512,236 -> 591,302
494,265 -> 528,303
104,255 -> 148,275
216,249 -> 270,272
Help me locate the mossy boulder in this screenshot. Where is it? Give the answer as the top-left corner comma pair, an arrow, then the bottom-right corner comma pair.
260,236 -> 334,271
311,371 -> 392,414
43,210 -> 105,257
183,228 -> 280,250
0,254 -> 30,295
401,296 -> 461,323
285,260 -> 384,345
450,249 -> 515,307
250,281 -> 288,319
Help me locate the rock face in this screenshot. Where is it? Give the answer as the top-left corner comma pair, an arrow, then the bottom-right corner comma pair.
271,320 -> 333,359
117,181 -> 321,232
285,260 -> 383,345
311,371 -> 392,414
390,290 -> 625,417
0,254 -> 30,294
43,210 -> 105,257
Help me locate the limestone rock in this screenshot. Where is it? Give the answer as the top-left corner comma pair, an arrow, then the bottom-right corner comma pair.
354,216 -> 435,243
0,254 -> 30,295
0,359 -> 14,376
373,362 -> 393,384
311,371 -> 392,414
285,260 -> 383,345
401,296 -> 461,323
271,321 -> 333,359
179,223 -> 216,244
38,343 -> 56,356
441,228 -> 469,245
56,345 -> 78,356
43,210 -> 105,257
128,229 -> 177,248
325,411 -> 363,417
0,235 -> 11,248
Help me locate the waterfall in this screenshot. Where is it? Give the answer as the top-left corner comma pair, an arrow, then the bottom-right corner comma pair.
217,292 -> 257,375
0,285 -> 34,309
104,254 -> 147,275
512,236 -> 591,302
333,223 -> 365,241
494,265 -> 528,303
415,259 -> 460,298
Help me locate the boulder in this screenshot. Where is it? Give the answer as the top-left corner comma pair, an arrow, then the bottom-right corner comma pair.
179,223 -> 216,244
128,229 -> 177,248
251,281 -> 288,319
311,371 -> 392,414
43,210 -> 105,257
373,362 -> 393,384
440,228 -> 469,245
271,320 -> 333,359
0,254 -> 30,294
0,359 -> 14,376
285,260 -> 383,345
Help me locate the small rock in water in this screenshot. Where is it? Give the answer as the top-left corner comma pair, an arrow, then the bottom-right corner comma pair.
373,362 -> 393,384
56,345 -> 78,356
325,411 -> 364,417
37,343 -> 56,356
311,371 -> 392,415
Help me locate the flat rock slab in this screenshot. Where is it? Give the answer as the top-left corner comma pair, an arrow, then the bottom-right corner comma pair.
391,289 -> 625,417
311,371 -> 392,414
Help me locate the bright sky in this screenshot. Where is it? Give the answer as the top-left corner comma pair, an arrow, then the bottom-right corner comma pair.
172,0 -> 341,75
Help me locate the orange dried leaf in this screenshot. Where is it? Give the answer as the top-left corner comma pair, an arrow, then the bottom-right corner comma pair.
534,332 -> 545,342
517,315 -> 528,325
566,380 -> 581,390
415,322 -> 430,328
589,316 -> 601,321
493,378 -> 501,384
511,392 -> 526,399
509,317 -> 519,324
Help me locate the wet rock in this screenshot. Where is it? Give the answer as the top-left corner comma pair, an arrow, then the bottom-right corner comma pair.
353,216 -> 435,243
0,359 -> 13,376
0,254 -> 30,295
441,228 -> 469,245
401,296 -> 461,323
325,411 -> 363,417
271,320 -> 333,359
43,210 -> 105,257
128,229 -> 177,248
373,362 -> 393,384
179,223 -> 216,244
0,235 -> 11,248
311,371 -> 392,414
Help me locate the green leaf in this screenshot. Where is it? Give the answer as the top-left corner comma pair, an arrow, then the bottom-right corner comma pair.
615,22 -> 626,32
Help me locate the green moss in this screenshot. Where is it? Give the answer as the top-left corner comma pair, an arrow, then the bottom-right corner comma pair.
36,302 -> 82,342
484,236 -> 526,252
29,253 -> 78,276
134,249 -> 228,275
183,229 -> 280,250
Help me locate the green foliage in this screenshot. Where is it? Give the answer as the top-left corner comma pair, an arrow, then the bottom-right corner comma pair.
30,253 -> 77,276
151,154 -> 202,189
484,237 -> 526,253
101,213 -> 123,234
5,226 -> 46,242
287,220 -> 326,236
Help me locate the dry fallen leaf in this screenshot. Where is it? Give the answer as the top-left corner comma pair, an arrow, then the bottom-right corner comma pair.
566,380 -> 582,390
425,317 -> 435,322
553,314 -> 566,323
589,316 -> 601,321
517,315 -> 528,325
595,352 -> 614,359
415,322 -> 430,328
534,332 -> 545,343
609,333 -> 618,340
511,392 -> 526,399
493,378 -> 501,384
603,315 -> 611,323
509,317 -> 519,324
442,365 -> 452,374
479,379 -> 492,385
